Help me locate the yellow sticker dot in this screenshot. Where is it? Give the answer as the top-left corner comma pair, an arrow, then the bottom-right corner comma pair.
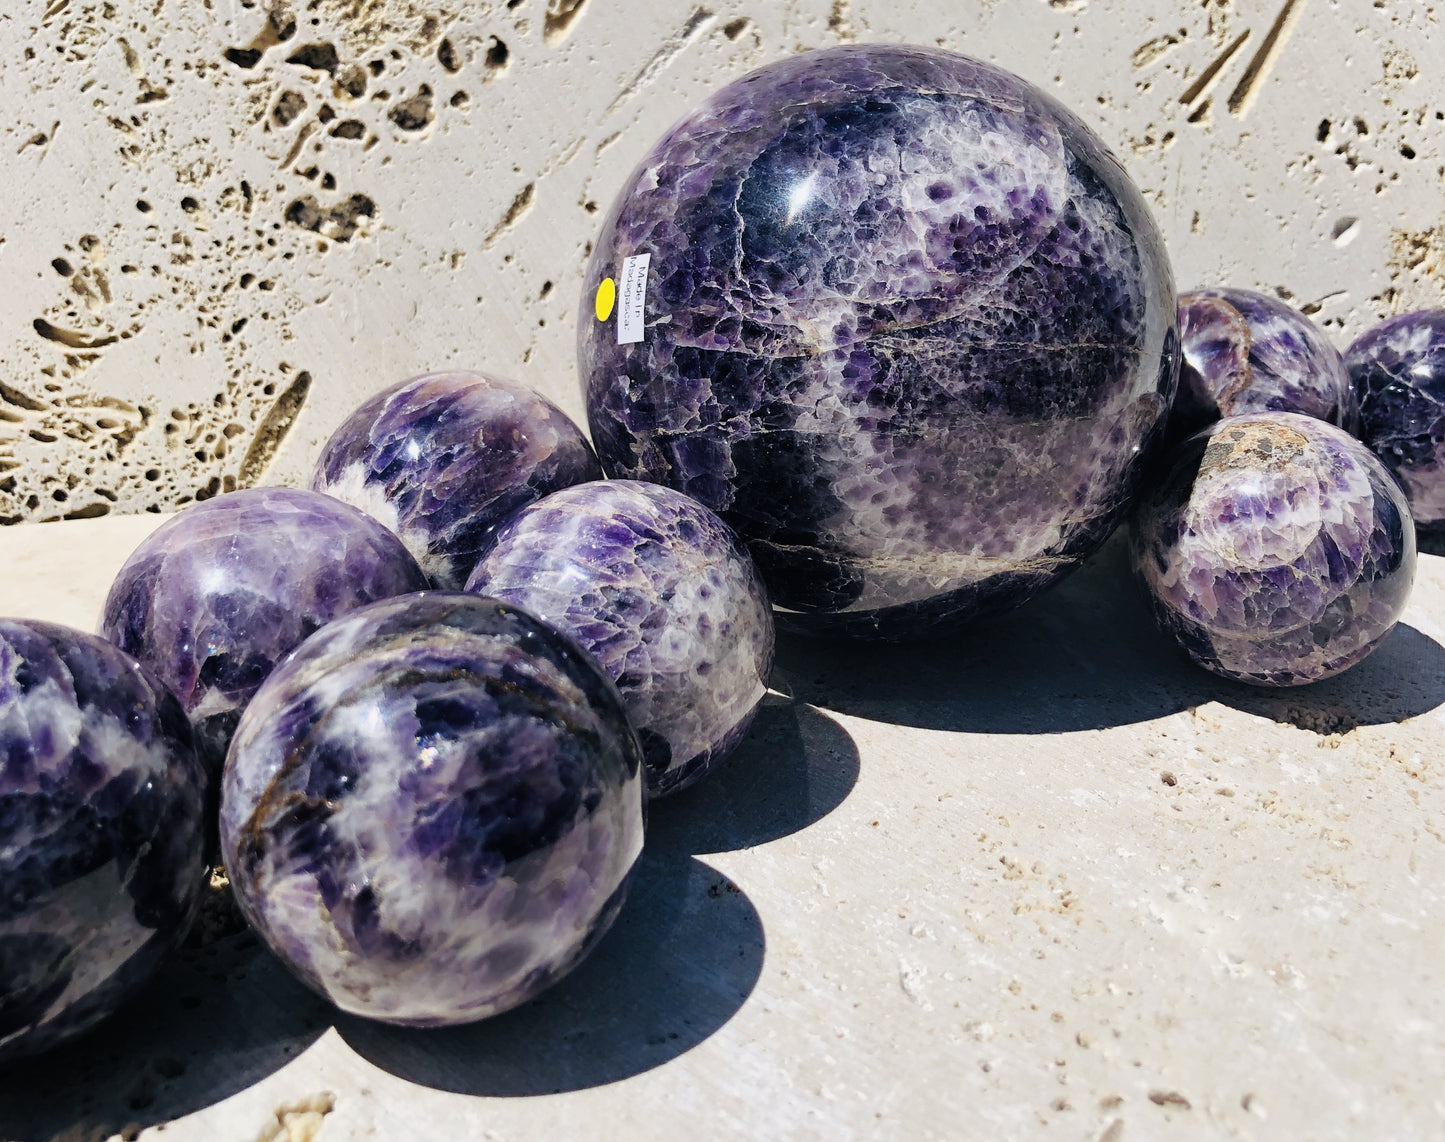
595,277 -> 617,322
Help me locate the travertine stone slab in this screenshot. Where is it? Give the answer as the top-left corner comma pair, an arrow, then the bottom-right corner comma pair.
1,0 -> 1443,525
1,517 -> 1442,1141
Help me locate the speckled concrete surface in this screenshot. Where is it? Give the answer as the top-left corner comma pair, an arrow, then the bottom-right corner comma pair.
1,0 -> 1443,524
2,515 -> 1444,1141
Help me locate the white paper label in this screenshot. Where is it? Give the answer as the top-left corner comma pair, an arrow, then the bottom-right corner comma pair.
617,253 -> 650,345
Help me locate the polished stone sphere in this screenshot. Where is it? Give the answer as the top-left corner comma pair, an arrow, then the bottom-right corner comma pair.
220,593 -> 645,1026
1131,413 -> 1415,686
580,44 -> 1177,640
0,620 -> 206,1062
467,480 -> 774,797
1172,288 -> 1356,438
100,487 -> 428,776
1345,309 -> 1445,529
313,371 -> 602,589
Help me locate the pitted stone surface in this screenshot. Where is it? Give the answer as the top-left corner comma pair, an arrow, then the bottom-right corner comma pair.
1131,412 -> 1415,685
99,487 -> 428,775
1173,288 -> 1356,438
220,592 -> 645,1026
313,371 -> 601,590
0,619 -> 206,1062
581,44 -> 1178,638
1,2 -> 1441,531
1346,310 -> 1445,529
467,480 -> 774,796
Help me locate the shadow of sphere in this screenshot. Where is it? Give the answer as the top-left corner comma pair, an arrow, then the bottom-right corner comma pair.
338,851 -> 764,1096
770,532 -> 1190,733
1217,622 -> 1445,732
770,532 -> 1445,734
0,924 -> 331,1141
646,696 -> 860,855
1416,528 -> 1445,557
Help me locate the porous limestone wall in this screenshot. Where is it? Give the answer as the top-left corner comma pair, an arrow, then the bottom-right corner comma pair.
0,0 -> 1440,525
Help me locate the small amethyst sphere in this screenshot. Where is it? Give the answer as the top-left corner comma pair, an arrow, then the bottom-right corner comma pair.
220,593 -> 645,1026
1173,289 -> 1357,437
1131,413 -> 1415,686
0,620 -> 206,1062
467,480 -> 774,797
1345,310 -> 1445,529
100,487 -> 428,774
313,371 -> 603,589
580,44 -> 1177,640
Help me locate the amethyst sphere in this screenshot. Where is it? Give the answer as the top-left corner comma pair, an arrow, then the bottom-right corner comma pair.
1173,289 -> 1356,438
220,593 -> 645,1026
1131,413 -> 1415,686
100,487 -> 428,774
1345,310 -> 1445,528
580,45 -> 1177,640
467,480 -> 775,797
313,371 -> 603,589
0,620 -> 206,1061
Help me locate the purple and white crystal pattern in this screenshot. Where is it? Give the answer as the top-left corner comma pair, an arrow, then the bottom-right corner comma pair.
467,480 -> 775,797
313,371 -> 603,589
1173,289 -> 1357,437
220,593 -> 645,1026
1131,413 -> 1415,686
100,487 -> 428,775
1346,310 -> 1445,528
580,45 -> 1177,639
0,620 -> 206,1062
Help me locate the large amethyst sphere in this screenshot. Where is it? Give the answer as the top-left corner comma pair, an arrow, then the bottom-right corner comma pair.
0,620 -> 206,1062
1345,310 -> 1445,529
467,480 -> 775,797
100,487 -> 428,775
220,593 -> 645,1026
1131,413 -> 1415,686
580,45 -> 1178,639
1172,289 -> 1356,438
313,371 -> 603,589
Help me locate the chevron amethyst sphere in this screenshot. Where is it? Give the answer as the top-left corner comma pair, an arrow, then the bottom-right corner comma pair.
1172,289 -> 1356,439
313,371 -> 602,589
467,480 -> 774,797
1131,413 -> 1415,686
100,487 -> 428,776
0,620 -> 206,1062
220,593 -> 645,1026
580,45 -> 1178,639
1345,310 -> 1445,529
